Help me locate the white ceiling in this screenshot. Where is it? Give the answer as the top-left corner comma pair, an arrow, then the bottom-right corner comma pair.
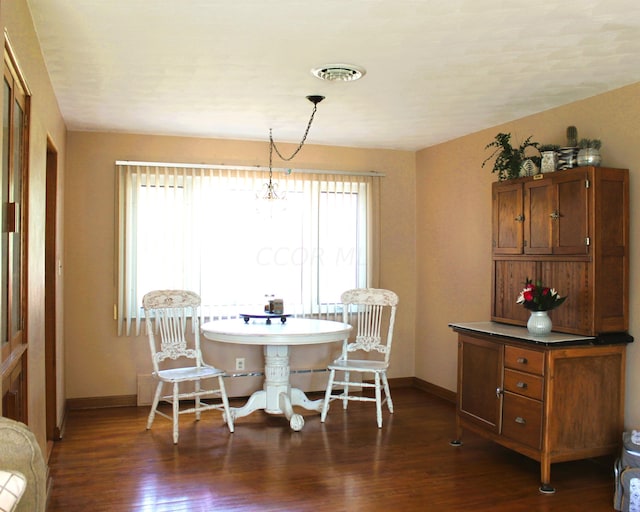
25,0 -> 640,152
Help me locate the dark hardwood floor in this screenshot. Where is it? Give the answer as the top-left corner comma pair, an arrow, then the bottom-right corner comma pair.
47,388 -> 617,511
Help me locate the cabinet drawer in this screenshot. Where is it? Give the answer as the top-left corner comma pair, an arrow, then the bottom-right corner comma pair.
504,369 -> 544,400
502,393 -> 543,450
505,346 -> 544,375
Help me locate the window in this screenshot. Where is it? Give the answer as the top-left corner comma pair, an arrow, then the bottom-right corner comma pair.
116,162 -> 381,335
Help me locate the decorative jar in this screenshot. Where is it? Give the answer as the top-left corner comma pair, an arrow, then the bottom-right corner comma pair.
540,151 -> 558,173
577,148 -> 601,167
519,158 -> 539,177
557,147 -> 578,170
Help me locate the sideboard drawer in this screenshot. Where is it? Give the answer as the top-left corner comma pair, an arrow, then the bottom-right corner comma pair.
502,393 -> 543,450
504,369 -> 544,400
505,346 -> 544,375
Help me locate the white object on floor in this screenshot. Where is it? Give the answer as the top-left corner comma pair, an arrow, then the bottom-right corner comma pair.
0,470 -> 26,512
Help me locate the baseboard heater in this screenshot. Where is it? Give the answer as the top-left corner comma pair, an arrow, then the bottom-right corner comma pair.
137,368 -> 331,405
226,368 -> 329,378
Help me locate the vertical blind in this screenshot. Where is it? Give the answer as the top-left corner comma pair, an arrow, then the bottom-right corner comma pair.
115,162 -> 382,335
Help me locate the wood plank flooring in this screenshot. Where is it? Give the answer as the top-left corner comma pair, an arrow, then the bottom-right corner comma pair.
46,388 -> 617,511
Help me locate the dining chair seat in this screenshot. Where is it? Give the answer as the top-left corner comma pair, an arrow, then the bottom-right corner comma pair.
327,359 -> 389,372
155,365 -> 225,383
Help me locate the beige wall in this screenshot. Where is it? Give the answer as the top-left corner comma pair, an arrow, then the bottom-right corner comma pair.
416,82 -> 640,429
1,0 -> 67,451
64,132 -> 417,399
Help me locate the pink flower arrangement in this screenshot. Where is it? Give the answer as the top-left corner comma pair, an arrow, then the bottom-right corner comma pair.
516,278 -> 566,311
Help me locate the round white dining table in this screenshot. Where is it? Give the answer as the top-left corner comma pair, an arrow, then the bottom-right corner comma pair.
201,317 -> 352,431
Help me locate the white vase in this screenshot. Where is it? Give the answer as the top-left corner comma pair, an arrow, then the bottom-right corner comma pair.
527,310 -> 552,336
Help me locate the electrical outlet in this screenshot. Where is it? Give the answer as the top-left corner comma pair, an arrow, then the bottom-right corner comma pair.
235,357 -> 245,371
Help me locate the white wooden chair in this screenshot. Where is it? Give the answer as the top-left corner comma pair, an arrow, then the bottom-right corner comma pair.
321,288 -> 399,428
143,290 -> 234,443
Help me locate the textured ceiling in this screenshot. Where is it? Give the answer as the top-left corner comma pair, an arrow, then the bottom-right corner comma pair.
25,0 -> 640,151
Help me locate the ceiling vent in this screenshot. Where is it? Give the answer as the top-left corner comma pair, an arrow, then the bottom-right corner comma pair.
311,64 -> 366,82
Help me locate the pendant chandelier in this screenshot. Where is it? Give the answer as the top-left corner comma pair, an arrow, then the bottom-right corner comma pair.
258,95 -> 325,202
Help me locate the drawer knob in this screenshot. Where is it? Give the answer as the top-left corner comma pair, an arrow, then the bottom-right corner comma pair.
515,416 -> 527,425
516,357 -> 528,364
496,387 -> 503,397
516,381 -> 528,389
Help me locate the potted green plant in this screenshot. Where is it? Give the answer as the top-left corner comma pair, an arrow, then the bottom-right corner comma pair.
482,133 -> 540,181
577,138 -> 602,167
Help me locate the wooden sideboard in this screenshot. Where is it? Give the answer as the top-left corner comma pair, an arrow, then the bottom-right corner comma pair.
450,322 -> 627,493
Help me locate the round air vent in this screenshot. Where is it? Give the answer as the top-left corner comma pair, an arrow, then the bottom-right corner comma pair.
311,64 -> 366,82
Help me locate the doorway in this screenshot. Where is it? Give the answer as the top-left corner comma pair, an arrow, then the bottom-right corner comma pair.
45,137 -> 60,444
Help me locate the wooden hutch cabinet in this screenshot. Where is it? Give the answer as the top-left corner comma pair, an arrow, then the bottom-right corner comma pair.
492,166 -> 629,336
451,165 -> 631,493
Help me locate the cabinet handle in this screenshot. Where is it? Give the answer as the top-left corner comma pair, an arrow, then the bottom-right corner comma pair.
515,416 -> 527,425
550,210 -> 560,220
496,387 -> 503,397
515,214 -> 524,222
516,381 -> 528,389
517,357 -> 528,364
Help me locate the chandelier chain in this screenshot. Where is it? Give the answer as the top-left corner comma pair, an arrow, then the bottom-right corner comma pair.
269,102 -> 320,167
262,96 -> 323,202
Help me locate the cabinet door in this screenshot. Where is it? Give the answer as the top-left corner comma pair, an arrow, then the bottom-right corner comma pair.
492,259 -> 537,324
492,182 -> 523,254
553,171 -> 589,255
542,260 -> 593,335
457,334 -> 504,433
524,179 -> 554,254
522,171 -> 589,256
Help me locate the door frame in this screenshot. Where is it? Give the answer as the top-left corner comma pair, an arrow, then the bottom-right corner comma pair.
45,137 -> 60,441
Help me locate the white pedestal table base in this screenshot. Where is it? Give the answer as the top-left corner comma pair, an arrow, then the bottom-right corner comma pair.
227,345 -> 324,431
